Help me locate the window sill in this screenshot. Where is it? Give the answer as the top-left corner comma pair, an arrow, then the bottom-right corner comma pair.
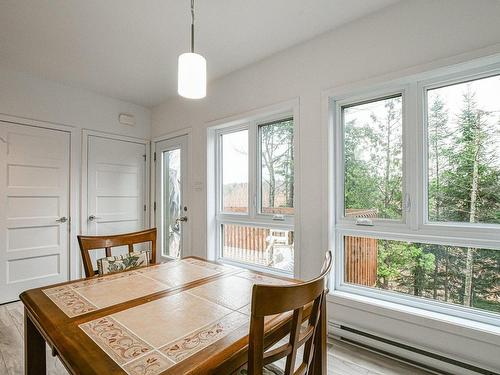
327,290 -> 500,347
217,257 -> 294,278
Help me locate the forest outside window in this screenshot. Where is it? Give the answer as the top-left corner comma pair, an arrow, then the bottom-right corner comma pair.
426,74 -> 500,225
259,118 -> 294,216
216,115 -> 295,273
342,95 -> 403,221
333,69 -> 500,323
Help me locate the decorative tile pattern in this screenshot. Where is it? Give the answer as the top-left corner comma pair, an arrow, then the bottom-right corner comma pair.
72,266 -> 293,374
74,274 -> 169,309
123,351 -> 174,375
160,312 -> 248,363
43,285 -> 71,295
71,270 -> 138,289
183,258 -> 237,273
187,276 -> 255,310
110,292 -> 233,348
44,289 -> 98,317
80,316 -> 153,365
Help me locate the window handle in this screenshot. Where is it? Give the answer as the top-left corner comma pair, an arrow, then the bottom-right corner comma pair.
355,218 -> 373,226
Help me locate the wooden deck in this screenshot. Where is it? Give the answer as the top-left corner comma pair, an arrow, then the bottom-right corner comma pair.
0,301 -> 434,375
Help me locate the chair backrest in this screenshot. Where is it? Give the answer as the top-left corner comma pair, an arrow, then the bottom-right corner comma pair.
248,251 -> 332,375
77,228 -> 157,277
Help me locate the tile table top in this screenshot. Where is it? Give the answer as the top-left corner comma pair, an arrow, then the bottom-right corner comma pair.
23,257 -> 298,375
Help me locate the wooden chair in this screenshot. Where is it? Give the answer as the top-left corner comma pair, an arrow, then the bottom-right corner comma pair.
77,228 -> 157,277
246,251 -> 332,375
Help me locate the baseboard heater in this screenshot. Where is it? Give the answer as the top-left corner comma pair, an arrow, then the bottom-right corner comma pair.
329,323 -> 498,375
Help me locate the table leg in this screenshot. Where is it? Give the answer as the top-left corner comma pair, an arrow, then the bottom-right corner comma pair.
311,298 -> 327,374
24,308 -> 46,375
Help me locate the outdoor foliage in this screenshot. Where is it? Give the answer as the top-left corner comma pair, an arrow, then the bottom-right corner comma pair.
344,77 -> 500,314
260,119 -> 294,214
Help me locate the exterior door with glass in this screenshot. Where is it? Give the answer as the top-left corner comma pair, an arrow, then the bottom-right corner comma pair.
155,135 -> 189,260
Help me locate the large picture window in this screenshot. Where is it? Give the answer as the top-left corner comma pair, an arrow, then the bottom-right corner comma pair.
332,69 -> 500,324
215,115 -> 295,273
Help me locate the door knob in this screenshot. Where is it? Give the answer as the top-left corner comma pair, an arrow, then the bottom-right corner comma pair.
175,216 -> 188,223
88,215 -> 100,221
56,217 -> 68,223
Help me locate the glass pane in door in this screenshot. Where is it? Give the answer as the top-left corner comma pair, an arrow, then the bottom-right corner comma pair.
162,148 -> 181,258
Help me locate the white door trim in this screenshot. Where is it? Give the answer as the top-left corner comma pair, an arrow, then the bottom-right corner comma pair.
0,114 -> 80,282
152,128 -> 192,258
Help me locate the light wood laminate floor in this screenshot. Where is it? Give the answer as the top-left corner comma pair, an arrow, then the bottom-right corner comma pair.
0,301 -> 434,375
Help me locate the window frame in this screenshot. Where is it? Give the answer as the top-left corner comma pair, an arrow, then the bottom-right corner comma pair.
329,61 -> 500,327
419,68 -> 500,235
256,116 -> 295,219
334,85 -> 411,230
213,110 -> 296,274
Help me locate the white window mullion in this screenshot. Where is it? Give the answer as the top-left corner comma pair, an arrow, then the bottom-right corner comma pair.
248,121 -> 257,219
404,82 -> 420,231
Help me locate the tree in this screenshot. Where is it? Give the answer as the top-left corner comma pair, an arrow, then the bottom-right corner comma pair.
427,95 -> 451,299
437,87 -> 500,306
260,120 -> 294,212
344,97 -> 403,219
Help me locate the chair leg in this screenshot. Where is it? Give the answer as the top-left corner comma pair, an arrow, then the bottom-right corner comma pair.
311,299 -> 327,374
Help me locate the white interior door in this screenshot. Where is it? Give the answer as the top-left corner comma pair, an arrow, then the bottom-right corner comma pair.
86,135 -> 147,259
155,135 -> 189,260
0,122 -> 70,303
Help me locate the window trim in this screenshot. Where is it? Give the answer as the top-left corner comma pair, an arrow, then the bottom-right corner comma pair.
256,116 -> 295,219
334,85 -> 411,228
208,100 -> 299,275
334,231 -> 500,327
329,60 -> 500,327
216,124 -> 250,216
419,67 -> 500,232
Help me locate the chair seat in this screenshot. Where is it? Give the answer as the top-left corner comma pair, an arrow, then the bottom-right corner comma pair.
236,363 -> 284,375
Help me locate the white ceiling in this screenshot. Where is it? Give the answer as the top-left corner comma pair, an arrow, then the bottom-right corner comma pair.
0,0 -> 400,107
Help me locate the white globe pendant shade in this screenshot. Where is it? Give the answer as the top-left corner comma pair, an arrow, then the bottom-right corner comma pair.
178,52 -> 206,99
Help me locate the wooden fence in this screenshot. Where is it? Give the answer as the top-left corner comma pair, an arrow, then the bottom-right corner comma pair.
344,235 -> 378,287
221,209 -> 379,287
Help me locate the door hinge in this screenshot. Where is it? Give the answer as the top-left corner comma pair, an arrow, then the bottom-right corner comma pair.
144,204 -> 147,212
143,154 -> 146,161
154,201 -> 157,211
154,152 -> 157,162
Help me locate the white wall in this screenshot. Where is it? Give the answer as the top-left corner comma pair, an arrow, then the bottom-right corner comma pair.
0,66 -> 151,138
152,0 -> 500,372
0,65 -> 152,280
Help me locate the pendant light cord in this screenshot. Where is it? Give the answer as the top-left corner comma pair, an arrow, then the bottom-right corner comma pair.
191,0 -> 195,53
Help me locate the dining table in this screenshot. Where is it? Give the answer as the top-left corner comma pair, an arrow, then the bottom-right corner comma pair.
20,257 -> 327,375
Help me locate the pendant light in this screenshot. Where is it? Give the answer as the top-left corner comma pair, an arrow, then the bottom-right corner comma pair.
178,0 -> 206,99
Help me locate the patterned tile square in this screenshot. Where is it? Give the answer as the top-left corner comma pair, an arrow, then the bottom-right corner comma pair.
111,292 -> 233,347
143,262 -> 221,287
80,316 -> 153,365
44,289 -> 98,317
160,311 -> 248,363
75,274 -> 169,308
187,275 -> 255,310
122,351 -> 174,375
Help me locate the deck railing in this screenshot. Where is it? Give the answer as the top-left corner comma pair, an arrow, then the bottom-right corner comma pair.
220,208 -> 379,283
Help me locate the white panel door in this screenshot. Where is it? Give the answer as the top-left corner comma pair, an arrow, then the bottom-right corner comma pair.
0,122 -> 70,303
86,136 -> 147,260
